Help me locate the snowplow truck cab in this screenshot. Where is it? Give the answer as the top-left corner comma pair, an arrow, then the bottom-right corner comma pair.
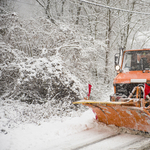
111,48 -> 150,101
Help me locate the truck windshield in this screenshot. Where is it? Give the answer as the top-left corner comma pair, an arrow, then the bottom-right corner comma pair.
122,50 -> 150,71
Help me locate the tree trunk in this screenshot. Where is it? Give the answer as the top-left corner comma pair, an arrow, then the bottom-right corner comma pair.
75,2 -> 82,25
104,1 -> 111,84
123,0 -> 136,49
61,0 -> 66,16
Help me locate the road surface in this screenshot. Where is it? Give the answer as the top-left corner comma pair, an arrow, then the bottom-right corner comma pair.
46,127 -> 150,150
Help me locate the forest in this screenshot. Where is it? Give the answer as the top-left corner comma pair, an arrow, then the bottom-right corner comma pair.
1,0 -> 150,123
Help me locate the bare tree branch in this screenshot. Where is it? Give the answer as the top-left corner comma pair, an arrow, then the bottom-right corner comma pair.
36,0 -> 45,9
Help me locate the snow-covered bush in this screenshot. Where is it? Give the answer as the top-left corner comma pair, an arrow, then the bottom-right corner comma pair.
1,43 -> 82,102
0,12 -> 109,100
0,8 -> 114,129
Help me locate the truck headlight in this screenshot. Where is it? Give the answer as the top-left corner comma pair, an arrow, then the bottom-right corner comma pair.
115,65 -> 120,71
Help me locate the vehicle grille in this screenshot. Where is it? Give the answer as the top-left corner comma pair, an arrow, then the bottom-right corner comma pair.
116,83 -> 144,97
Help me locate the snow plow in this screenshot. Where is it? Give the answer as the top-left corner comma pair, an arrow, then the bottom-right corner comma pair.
73,48 -> 150,132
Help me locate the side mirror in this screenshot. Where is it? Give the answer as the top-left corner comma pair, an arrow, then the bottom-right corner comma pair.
114,53 -> 121,73
114,53 -> 119,66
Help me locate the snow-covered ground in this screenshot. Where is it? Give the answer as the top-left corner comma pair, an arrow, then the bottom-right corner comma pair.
0,109 -> 94,150
1,108 -> 150,150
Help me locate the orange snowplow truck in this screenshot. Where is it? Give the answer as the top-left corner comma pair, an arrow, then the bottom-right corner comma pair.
110,48 -> 150,101
73,48 -> 150,132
